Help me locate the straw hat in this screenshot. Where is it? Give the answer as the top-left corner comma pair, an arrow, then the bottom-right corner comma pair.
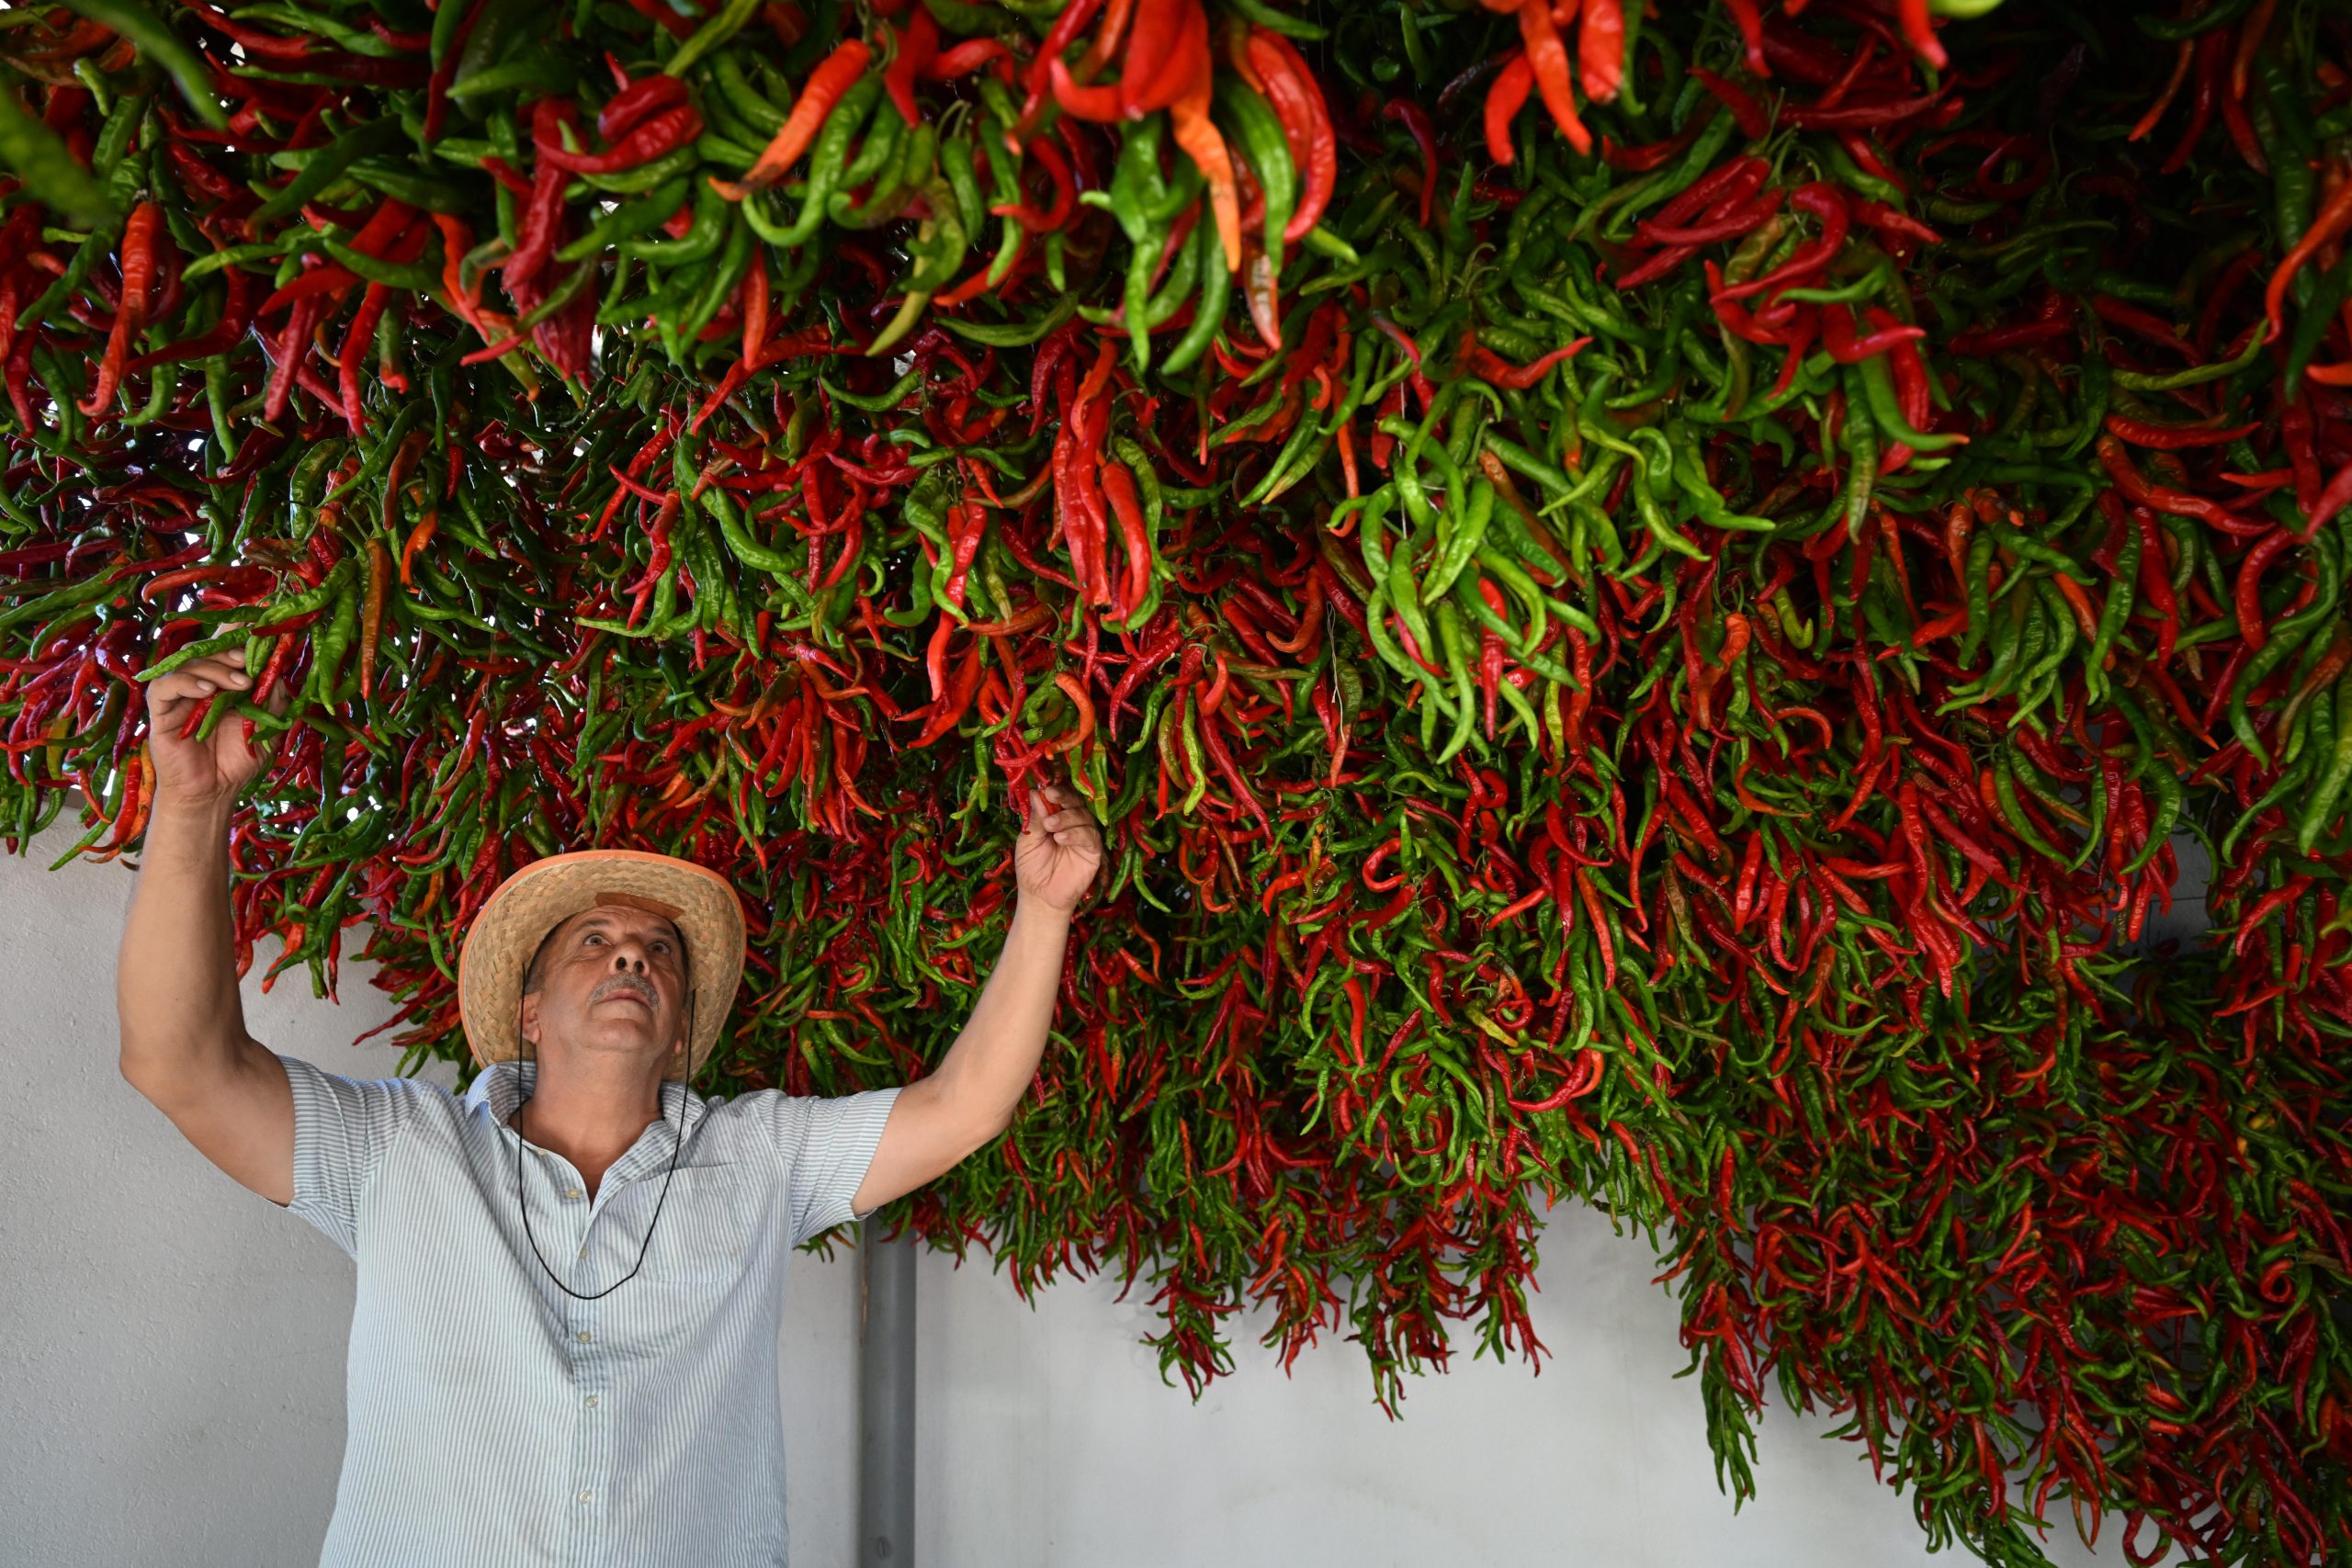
457,849 -> 746,1082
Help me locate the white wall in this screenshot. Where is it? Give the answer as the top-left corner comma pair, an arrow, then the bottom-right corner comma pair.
1,822 -> 2158,1567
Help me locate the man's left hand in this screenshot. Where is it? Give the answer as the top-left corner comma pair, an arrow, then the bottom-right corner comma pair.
1015,781 -> 1104,915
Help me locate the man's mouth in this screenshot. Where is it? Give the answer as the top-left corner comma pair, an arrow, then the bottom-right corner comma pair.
598,987 -> 654,1009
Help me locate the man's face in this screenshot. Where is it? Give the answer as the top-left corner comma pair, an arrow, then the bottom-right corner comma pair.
519,904 -> 690,1077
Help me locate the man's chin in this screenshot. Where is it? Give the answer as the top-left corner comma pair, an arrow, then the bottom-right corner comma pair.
555,1023 -> 673,1057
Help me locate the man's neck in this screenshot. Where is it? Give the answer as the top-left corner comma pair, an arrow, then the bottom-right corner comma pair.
507,1065 -> 669,1198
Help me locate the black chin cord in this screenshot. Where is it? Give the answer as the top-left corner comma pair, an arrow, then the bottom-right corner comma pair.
510,985 -> 696,1301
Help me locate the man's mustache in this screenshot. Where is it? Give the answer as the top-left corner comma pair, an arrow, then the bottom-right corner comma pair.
591,975 -> 658,1009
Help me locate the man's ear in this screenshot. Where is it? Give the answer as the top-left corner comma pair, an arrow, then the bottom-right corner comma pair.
520,990 -> 538,1048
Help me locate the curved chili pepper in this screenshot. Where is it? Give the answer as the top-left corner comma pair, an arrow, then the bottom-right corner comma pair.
1577,0 -> 1624,106
711,39 -> 872,199
1515,0 -> 1591,156
75,200 -> 159,418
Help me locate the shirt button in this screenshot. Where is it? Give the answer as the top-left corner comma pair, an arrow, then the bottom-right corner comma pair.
565,1187 -> 582,1199
578,1490 -> 594,1505
584,1394 -> 599,1408
578,1247 -> 589,1260
577,1330 -> 592,1343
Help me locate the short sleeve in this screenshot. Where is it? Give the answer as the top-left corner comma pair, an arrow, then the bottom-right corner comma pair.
755,1086 -> 903,1245
272,1052 -> 439,1258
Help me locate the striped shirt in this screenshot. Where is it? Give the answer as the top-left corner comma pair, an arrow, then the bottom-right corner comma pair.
269,1049 -> 902,1568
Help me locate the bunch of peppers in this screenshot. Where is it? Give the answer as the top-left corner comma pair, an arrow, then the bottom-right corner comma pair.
3,0 -> 2351,1560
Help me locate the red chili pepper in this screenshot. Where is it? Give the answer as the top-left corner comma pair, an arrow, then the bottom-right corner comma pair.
991,131 -> 1079,231
925,37 -> 1014,81
1101,461 -> 1153,618
2233,875 -> 2313,957
1689,66 -> 1772,140
1822,306 -> 1928,364
497,97 -> 580,295
1248,30 -> 1336,242
260,291 -> 333,423
1894,0 -> 1946,70
1599,101 -> 1715,172
2161,30 -> 2226,176
1715,183 -> 1849,301
1633,188 -> 1785,250
181,0 -> 312,59
1464,579 -> 1505,716
1731,831 -> 1763,930
882,6 -> 938,127
2306,461 -> 2352,540
1048,55 -> 1125,121
1722,0 -> 1769,77
256,261 -> 361,319
2093,293 -> 2195,357
2221,54 -> 2267,170
2233,526 -> 2294,653
1784,90 -> 1948,130
1649,156 -> 1769,234
596,72 -> 689,141
2097,434 -> 2272,536
1461,333 -> 1590,389
2103,414 -> 2260,449
336,282 -> 391,435
537,102 -> 703,175
1124,0 -> 1206,117
1852,198 -> 1939,246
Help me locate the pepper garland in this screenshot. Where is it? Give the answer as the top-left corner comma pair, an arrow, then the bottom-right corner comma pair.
3,0 -> 2349,1559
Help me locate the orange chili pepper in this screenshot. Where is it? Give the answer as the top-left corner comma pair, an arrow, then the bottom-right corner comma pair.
2052,572 -> 2100,640
1170,58 -> 1241,273
709,39 -> 872,199
1517,0 -> 1592,155
399,506 -> 438,588
2267,166 -> 2352,340
1485,53 -> 1535,165
1577,0 -> 1623,105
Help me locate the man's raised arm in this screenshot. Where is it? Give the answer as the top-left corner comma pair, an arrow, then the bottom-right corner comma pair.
846,783 -> 1104,1215
117,648 -> 300,1205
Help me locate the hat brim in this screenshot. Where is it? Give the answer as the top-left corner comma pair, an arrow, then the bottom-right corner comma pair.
457,850 -> 745,1082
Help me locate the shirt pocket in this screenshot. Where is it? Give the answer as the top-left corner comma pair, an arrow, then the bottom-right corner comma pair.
605,1163 -> 758,1286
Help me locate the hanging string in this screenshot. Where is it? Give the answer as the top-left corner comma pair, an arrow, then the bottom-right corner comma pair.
509,953 -> 700,1300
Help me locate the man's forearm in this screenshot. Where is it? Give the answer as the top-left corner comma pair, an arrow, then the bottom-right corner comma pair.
931,898 -> 1072,1134
117,795 -> 252,1085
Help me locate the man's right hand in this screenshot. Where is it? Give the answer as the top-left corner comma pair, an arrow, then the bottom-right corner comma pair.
141,648 -> 288,809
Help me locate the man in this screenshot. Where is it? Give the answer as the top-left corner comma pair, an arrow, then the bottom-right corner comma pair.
115,645 -> 1103,1566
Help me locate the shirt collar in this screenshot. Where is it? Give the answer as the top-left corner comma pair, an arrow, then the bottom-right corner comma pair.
464,1059 -> 709,1164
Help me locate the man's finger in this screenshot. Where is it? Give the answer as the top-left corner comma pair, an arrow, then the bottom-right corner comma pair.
155,656 -> 254,699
